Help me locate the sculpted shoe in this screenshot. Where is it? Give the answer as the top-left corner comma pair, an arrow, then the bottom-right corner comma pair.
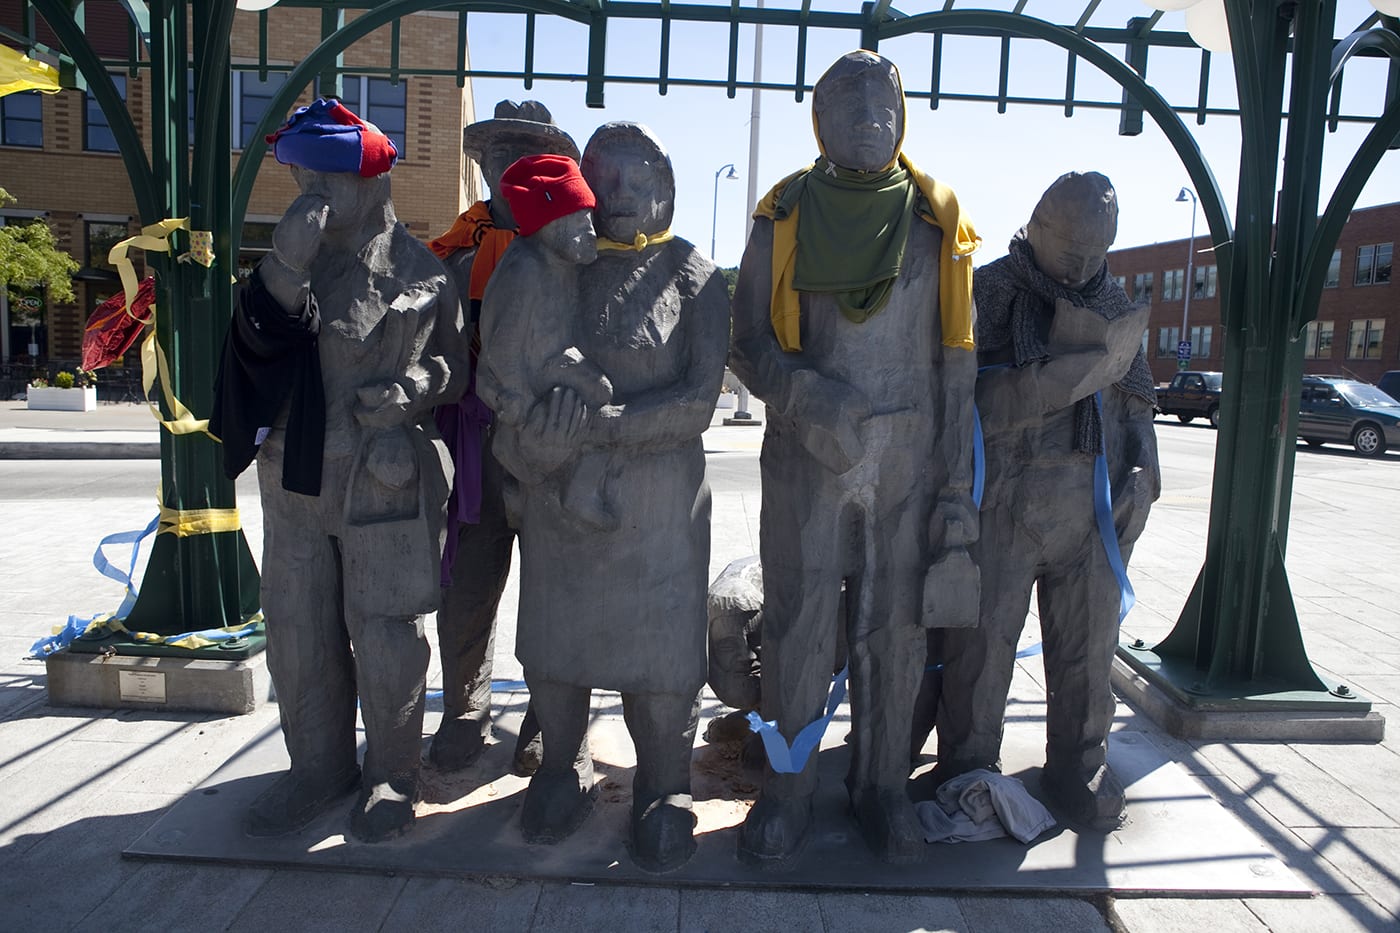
1041,762 -> 1126,832
246,767 -> 360,837
521,766 -> 594,844
428,717 -> 490,773
349,776 -> 419,843
630,795 -> 698,874
850,785 -> 923,863
702,709 -> 754,744
737,794 -> 813,867
513,731 -> 544,777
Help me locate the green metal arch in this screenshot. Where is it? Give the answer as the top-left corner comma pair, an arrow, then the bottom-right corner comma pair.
878,10 -> 1233,257
29,0 -> 160,222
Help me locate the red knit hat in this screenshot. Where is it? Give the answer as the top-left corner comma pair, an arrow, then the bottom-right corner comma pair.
499,154 -> 596,237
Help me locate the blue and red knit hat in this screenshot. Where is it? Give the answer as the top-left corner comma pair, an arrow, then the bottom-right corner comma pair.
266,97 -> 399,177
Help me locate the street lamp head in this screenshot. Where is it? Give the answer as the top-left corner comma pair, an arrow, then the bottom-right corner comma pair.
1176,187 -> 1194,203
724,165 -> 739,180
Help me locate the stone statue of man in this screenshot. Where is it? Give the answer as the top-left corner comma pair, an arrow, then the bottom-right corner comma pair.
212,99 -> 468,842
479,122 -> 730,874
931,171 -> 1158,830
425,101 -> 580,775
729,50 -> 981,865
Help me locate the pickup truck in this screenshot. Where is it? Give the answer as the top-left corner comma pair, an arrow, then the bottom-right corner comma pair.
1156,370 -> 1223,428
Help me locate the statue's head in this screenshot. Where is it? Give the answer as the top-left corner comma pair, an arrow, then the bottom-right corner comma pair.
1027,171 -> 1118,291
463,100 -> 580,195
499,153 -> 598,265
268,98 -> 396,235
580,122 -> 675,244
812,50 -> 905,173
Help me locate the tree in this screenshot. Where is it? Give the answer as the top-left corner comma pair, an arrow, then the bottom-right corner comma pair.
0,187 -> 78,309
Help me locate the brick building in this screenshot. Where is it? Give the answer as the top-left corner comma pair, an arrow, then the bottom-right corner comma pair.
1108,201 -> 1397,386
0,3 -> 478,369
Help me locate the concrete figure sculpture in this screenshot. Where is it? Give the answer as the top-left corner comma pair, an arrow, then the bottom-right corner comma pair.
479,121 -> 729,873
728,51 -> 981,865
426,101 -> 580,775
932,171 -> 1158,830
212,99 -> 468,842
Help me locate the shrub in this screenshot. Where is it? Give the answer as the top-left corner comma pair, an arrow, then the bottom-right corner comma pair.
52,371 -> 75,389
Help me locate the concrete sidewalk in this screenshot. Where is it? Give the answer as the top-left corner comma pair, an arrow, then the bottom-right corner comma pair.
0,404 -> 1397,931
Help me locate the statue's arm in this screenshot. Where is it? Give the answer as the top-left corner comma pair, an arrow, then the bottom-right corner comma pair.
1108,388 -> 1161,551
588,260 -> 730,451
929,308 -> 980,555
356,271 -> 469,427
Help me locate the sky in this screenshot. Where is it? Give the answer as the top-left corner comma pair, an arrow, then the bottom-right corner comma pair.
461,0 -> 1399,270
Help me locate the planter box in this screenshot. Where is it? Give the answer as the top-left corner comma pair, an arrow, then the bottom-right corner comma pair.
27,386 -> 97,411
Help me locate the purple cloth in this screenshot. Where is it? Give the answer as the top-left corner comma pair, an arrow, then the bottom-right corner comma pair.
435,391 -> 494,586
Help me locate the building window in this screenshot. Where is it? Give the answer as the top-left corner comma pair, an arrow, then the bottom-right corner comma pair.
1132,272 -> 1154,304
1324,250 -> 1341,288
1347,319 -> 1385,360
318,76 -> 407,155
1192,264 -> 1218,299
1113,274 -> 1126,292
1163,268 -> 1185,302
84,74 -> 127,152
1,90 -> 43,147
1303,321 -> 1334,359
1189,325 -> 1213,359
1156,326 -> 1180,358
86,221 -> 128,272
233,71 -> 288,149
1354,243 -> 1393,286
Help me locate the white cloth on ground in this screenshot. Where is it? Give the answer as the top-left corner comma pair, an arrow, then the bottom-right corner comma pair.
916,768 -> 1057,844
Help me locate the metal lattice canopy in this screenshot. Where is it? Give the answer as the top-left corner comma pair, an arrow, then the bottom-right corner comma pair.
8,1 -> 1400,724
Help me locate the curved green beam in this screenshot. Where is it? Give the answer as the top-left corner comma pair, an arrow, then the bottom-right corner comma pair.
29,0 -> 159,222
879,10 -> 1232,256
1296,28 -> 1400,327
230,0 -> 589,249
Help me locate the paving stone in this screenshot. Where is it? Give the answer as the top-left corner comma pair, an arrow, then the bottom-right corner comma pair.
531,882 -> 678,932
1292,826 -> 1400,917
225,869 -> 406,933
957,896 -> 1107,933
1291,741 -> 1400,825
1192,742 -> 1395,828
72,862 -> 273,933
816,892 -> 966,933
679,888 -> 824,933
380,876 -> 542,931
1109,897 -> 1266,932
1244,893 -> 1398,932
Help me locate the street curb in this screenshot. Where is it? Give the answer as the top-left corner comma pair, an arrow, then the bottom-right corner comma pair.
0,442 -> 160,460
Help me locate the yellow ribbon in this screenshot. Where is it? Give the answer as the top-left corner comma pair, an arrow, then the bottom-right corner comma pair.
157,504 -> 241,538
596,229 -> 675,252
108,218 -> 219,437
73,613 -> 264,651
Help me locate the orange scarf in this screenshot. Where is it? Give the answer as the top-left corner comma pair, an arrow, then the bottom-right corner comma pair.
428,201 -> 516,300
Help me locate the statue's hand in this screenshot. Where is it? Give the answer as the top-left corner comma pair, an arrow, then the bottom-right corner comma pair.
516,386 -> 587,475
788,371 -> 870,475
271,195 -> 328,275
354,381 -> 411,428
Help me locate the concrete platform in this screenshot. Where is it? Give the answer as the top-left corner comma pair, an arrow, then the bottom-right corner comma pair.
127,692 -> 1309,898
46,649 -> 272,715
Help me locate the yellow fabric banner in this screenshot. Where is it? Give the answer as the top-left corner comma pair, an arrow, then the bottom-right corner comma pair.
0,46 -> 61,98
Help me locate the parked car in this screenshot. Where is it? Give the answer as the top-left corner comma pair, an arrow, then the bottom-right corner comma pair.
1377,370 -> 1400,402
1156,370 -> 1224,427
1298,375 -> 1400,457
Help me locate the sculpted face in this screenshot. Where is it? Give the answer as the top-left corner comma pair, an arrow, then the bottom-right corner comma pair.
537,209 -> 598,265
290,164 -> 388,237
483,137 -> 547,195
584,138 -> 674,243
815,74 -> 903,173
1027,220 -> 1109,292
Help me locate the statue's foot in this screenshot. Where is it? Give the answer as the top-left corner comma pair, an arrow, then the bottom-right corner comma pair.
246,767 -> 359,837
702,709 -> 754,744
349,778 -> 418,843
513,730 -> 544,777
850,785 -> 923,863
737,794 -> 813,867
630,797 -> 697,874
909,756 -> 995,802
427,717 -> 490,773
1041,762 -> 1126,832
521,767 -> 594,844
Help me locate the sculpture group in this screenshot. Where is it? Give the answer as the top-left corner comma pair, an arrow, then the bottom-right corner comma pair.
212,49 -> 1158,872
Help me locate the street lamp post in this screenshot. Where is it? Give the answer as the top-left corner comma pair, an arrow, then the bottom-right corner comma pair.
711,163 -> 738,261
1177,186 -> 1198,370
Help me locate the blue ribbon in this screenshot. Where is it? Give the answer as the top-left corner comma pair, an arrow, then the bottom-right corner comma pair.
746,665 -> 849,774
971,405 -> 985,510
1093,391 -> 1136,624
424,679 -> 529,701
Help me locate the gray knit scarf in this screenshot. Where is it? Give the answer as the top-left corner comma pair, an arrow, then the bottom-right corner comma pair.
975,229 -> 1157,453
